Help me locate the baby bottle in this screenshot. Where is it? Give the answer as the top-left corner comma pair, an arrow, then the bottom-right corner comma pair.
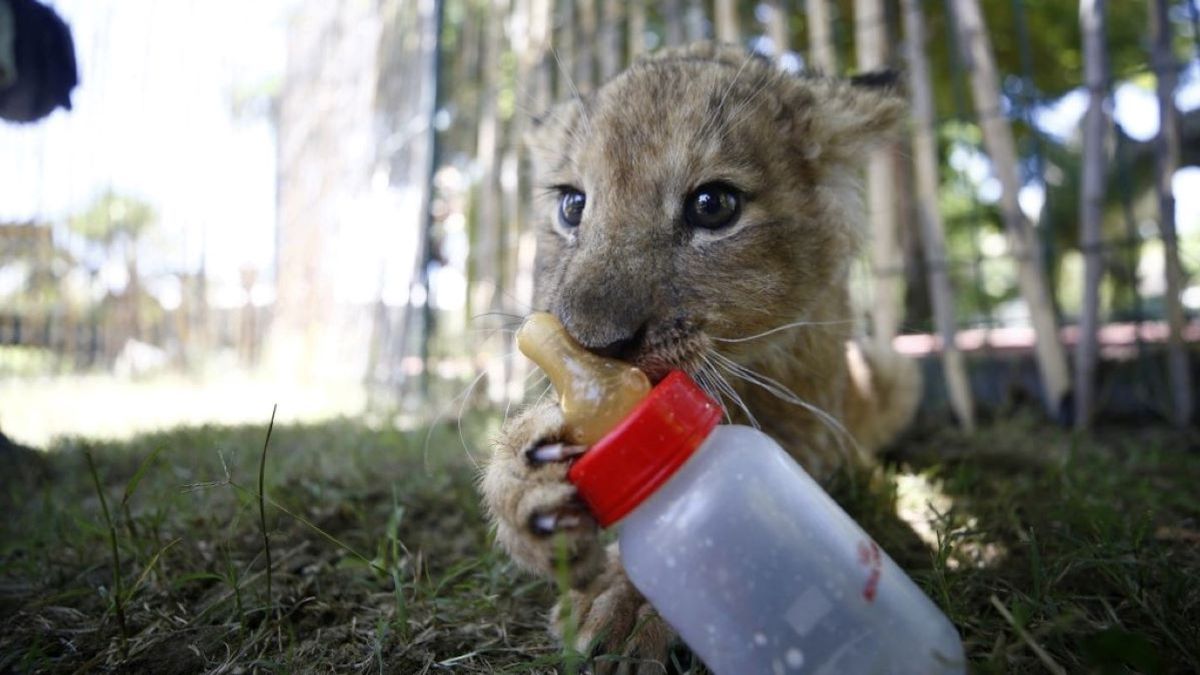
517,313 -> 966,675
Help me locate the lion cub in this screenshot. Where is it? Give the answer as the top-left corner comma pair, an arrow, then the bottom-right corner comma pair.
480,43 -> 920,670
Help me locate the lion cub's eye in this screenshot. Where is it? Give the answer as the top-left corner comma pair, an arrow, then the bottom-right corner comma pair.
558,190 -> 586,228
685,183 -> 742,230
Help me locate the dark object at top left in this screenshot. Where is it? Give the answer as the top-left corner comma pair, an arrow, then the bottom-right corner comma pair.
0,0 -> 78,123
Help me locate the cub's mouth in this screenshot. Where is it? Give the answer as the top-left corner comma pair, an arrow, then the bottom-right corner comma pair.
612,334 -> 709,386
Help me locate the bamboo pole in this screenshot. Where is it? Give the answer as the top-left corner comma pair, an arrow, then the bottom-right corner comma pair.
627,0 -> 646,62
1149,0 -> 1194,428
663,0 -> 684,48
855,0 -> 903,350
531,0 -> 552,110
949,0 -> 1071,418
599,0 -> 621,81
766,0 -> 790,58
555,0 -> 574,101
806,0 -> 838,73
685,0 -> 706,43
472,0 -> 506,324
902,0 -> 975,431
576,0 -> 597,92
1074,0 -> 1108,429
714,0 -> 739,44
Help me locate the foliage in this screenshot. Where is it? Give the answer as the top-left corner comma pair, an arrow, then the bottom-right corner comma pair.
68,190 -> 157,248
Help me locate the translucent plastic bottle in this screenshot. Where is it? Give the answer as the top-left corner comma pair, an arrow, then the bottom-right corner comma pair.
517,314 -> 966,674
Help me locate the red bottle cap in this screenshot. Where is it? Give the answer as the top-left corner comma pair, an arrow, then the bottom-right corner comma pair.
567,370 -> 721,527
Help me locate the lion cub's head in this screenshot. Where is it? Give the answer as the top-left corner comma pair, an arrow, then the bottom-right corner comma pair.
527,43 -> 904,380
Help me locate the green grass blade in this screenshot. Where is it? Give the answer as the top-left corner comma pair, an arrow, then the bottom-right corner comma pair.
122,446 -> 165,506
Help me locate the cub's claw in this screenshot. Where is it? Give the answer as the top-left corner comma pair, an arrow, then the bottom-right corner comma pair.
530,500 -> 595,537
527,442 -> 589,465
482,399 -> 607,586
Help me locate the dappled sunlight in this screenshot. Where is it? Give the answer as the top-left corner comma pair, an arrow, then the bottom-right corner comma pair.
893,471 -> 1008,570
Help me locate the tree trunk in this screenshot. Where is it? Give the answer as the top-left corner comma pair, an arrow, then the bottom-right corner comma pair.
766,0 -> 790,58
273,1 -> 381,379
627,0 -> 646,62
488,0 -> 553,403
855,0 -> 902,350
1074,0 -> 1108,429
505,0 -> 530,300
714,0 -> 739,44
472,0 -> 506,322
902,0 -> 974,431
456,0 -> 481,114
950,0 -> 1071,418
806,0 -> 837,74
1149,0 -> 1194,427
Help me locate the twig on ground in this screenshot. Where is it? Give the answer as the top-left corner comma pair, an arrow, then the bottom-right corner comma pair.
990,594 -> 1065,675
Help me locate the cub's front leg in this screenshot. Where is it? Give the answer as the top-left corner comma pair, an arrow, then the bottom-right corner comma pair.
481,398 -> 607,585
480,399 -> 675,671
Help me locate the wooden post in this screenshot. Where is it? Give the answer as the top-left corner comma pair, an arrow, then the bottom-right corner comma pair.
950,0 -> 1071,418
472,0 -> 507,321
627,0 -> 646,62
765,0 -> 790,58
714,0 -> 739,43
806,0 -> 838,74
1075,0 -> 1108,429
1149,0 -> 1194,428
855,0 -> 903,350
685,0 -> 706,43
663,0 -> 684,48
555,0 -> 575,101
902,0 -> 975,431
599,0 -> 621,81
575,0 -> 597,92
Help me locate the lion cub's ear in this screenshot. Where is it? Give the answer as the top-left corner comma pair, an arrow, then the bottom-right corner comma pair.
792,70 -> 908,164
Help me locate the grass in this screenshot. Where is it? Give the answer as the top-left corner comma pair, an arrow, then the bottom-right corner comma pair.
1,412 -> 1198,673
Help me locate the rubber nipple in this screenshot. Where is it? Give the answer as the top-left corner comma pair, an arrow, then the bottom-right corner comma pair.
517,313 -> 652,445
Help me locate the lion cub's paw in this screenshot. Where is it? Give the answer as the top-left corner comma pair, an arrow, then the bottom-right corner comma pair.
481,399 -> 607,586
551,552 -> 675,674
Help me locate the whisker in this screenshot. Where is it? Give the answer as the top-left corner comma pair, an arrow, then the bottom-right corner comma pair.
692,364 -> 732,424
710,351 -> 857,455
710,70 -> 777,147
470,311 -> 528,323
550,47 -> 593,136
695,51 -> 755,144
423,361 -> 499,472
711,319 -> 855,344
505,370 -> 548,425
532,381 -> 554,410
701,353 -> 759,429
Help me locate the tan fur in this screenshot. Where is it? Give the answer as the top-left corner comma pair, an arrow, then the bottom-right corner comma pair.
480,43 -> 920,671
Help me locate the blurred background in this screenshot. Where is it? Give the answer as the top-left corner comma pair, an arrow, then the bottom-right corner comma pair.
2,0 -> 1199,446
